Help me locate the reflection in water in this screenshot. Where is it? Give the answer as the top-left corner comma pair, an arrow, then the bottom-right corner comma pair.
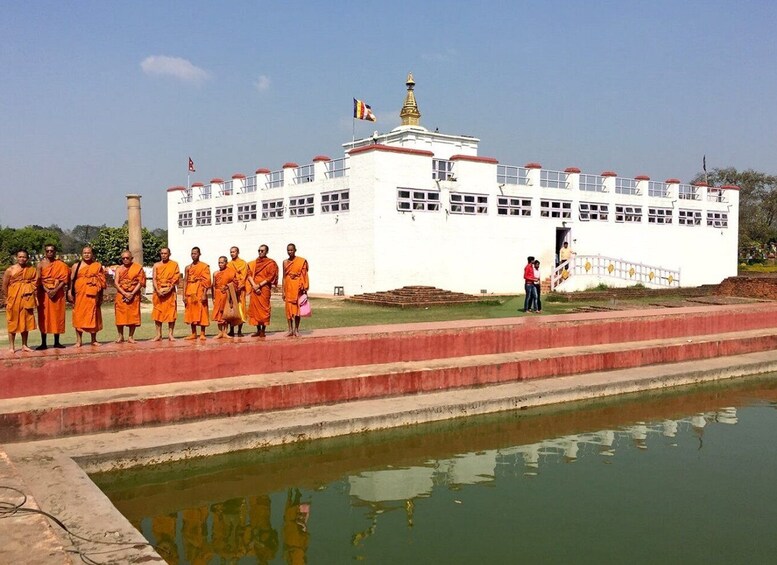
94,379 -> 777,564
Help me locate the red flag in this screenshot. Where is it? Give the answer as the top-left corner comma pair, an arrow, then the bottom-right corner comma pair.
188,157 -> 196,172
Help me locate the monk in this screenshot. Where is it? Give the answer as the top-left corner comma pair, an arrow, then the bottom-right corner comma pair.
36,243 -> 69,349
3,249 -> 38,353
152,247 -> 180,341
70,246 -> 106,347
282,243 -> 309,337
227,246 -> 248,337
183,246 -> 211,340
247,244 -> 278,337
113,250 -> 146,343
212,256 -> 235,339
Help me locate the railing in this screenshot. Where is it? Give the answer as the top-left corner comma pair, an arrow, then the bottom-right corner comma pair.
199,185 -> 211,200
678,184 -> 699,200
615,177 -> 638,195
326,157 -> 349,179
648,181 -> 667,198
540,169 -> 569,189
180,189 -> 192,203
295,164 -> 315,184
707,188 -> 725,203
266,170 -> 283,189
550,254 -> 680,291
245,176 -> 257,192
433,159 -> 453,181
497,165 -> 529,185
579,174 -> 605,192
220,180 -> 233,196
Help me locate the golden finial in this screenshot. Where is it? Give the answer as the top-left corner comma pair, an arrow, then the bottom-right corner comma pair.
400,72 -> 421,126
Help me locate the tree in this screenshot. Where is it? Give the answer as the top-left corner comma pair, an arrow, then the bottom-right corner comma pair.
90,226 -> 165,266
693,167 -> 777,261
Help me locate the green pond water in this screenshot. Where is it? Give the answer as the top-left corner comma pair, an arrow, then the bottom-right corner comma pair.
92,377 -> 777,564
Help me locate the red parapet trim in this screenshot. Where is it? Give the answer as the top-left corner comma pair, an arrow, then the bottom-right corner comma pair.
693,181 -> 709,187
721,184 -> 740,191
564,167 -> 581,174
256,168 -> 271,174
665,178 -> 681,184
166,185 -> 186,192
232,173 -> 246,179
348,144 -> 435,158
313,155 -> 332,162
524,162 -> 542,169
634,175 -> 650,181
210,178 -> 224,184
449,154 -> 499,164
283,162 -> 299,169
601,171 -> 617,177
191,182 -> 204,187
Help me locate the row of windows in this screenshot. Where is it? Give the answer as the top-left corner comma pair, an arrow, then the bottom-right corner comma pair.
178,190 -> 349,227
395,190 -> 727,227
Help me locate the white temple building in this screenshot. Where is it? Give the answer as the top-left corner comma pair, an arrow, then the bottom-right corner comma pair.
167,74 -> 739,295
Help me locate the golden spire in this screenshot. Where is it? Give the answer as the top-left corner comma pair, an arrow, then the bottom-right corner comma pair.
399,72 -> 421,126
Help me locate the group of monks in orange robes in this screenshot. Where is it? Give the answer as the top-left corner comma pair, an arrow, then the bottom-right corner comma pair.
155,243 -> 309,341
2,244 -> 108,353
3,242 -> 310,353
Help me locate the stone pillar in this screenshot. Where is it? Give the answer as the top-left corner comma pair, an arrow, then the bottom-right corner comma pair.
126,194 -> 143,266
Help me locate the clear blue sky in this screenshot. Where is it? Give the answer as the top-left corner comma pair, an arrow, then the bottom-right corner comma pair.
1,0 -> 775,229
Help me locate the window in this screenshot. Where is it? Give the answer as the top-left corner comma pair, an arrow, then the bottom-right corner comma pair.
678,209 -> 702,226
262,199 -> 284,220
497,196 -> 531,216
648,207 -> 672,224
397,188 -> 440,212
579,202 -> 609,221
180,189 -> 192,203
289,194 -> 315,217
540,199 -> 572,218
199,185 -> 211,200
615,205 -> 642,223
432,159 -> 454,181
707,211 -> 728,228
215,206 -> 233,224
177,211 -> 192,228
220,180 -> 233,196
195,208 -> 212,226
450,193 -> 488,215
579,174 -> 604,192
245,176 -> 257,193
321,190 -> 349,213
237,202 -> 257,222
540,170 -> 568,189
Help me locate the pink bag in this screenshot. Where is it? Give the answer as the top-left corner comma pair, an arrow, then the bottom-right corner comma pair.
298,293 -> 312,317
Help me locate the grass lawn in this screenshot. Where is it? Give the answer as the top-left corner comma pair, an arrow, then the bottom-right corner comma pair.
0,293 -> 687,348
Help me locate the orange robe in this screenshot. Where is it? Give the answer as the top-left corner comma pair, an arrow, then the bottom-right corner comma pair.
184,262 -> 211,326
283,257 -> 309,319
247,258 -> 278,326
72,262 -> 106,332
37,259 -> 69,334
114,262 -> 146,327
228,258 -> 248,322
6,266 -> 37,333
152,260 -> 180,323
211,268 -> 236,323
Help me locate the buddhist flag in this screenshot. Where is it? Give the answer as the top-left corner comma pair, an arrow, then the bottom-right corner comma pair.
188,157 -> 196,172
353,98 -> 377,122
